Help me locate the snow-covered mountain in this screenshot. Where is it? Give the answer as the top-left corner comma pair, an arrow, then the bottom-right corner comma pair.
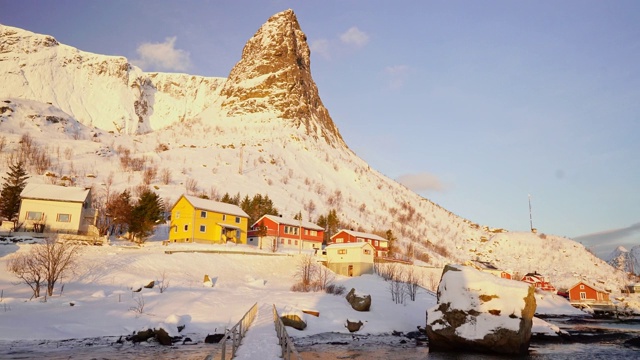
0,10 -> 630,292
605,246 -> 640,276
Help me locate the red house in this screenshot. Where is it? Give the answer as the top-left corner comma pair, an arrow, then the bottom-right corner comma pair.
329,229 -> 389,258
247,215 -> 324,252
521,272 -> 556,292
568,281 -> 610,304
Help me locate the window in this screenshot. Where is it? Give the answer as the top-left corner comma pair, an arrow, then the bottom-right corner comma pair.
374,240 -> 379,246
580,284 -> 584,289
184,224 -> 189,231
336,237 -> 344,243
235,216 -> 241,224
175,211 -> 180,219
295,240 -> 298,245
284,226 -> 299,235
174,226 -> 178,233
200,211 -> 207,218
310,230 -> 317,236
580,292 -> 586,300
364,249 -> 371,255
304,229 -> 309,235
288,239 -> 292,245
222,214 -> 226,221
357,237 -> 364,242
280,239 -> 284,244
26,211 -> 43,221
338,249 -> 347,254
56,213 -> 71,222
199,225 -> 206,232
236,230 -> 240,239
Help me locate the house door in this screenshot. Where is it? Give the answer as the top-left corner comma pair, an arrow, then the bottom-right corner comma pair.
348,265 -> 354,277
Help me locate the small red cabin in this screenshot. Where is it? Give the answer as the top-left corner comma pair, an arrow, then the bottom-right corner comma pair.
568,281 -> 610,303
329,229 -> 389,257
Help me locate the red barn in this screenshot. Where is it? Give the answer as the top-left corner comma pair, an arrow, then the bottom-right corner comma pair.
247,215 -> 324,252
329,229 -> 389,257
568,281 -> 610,303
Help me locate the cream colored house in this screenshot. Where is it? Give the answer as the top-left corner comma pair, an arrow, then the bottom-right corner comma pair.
325,242 -> 375,277
19,183 -> 96,234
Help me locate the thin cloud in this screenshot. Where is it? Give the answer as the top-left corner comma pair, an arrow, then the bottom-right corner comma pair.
340,26 -> 369,48
396,172 -> 446,193
385,65 -> 409,90
575,222 -> 640,244
132,36 -> 191,72
310,39 -> 331,60
574,222 -> 640,257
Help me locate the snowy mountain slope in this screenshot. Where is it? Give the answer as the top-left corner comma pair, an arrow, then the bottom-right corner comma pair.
0,10 -> 630,294
606,245 -> 640,276
0,24 -> 224,134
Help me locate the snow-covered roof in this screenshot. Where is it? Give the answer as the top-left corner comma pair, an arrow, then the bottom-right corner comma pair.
257,214 -> 324,231
20,183 -> 90,203
569,280 -> 609,293
333,229 -> 387,242
181,195 -> 249,218
325,242 -> 374,250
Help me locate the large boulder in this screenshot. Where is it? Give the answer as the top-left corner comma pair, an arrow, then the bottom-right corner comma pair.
345,288 -> 371,312
426,264 -> 536,355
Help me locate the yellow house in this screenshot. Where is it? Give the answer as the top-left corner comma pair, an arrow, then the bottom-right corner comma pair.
19,183 -> 96,234
169,195 -> 249,244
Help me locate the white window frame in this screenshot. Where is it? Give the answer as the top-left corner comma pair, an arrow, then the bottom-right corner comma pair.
56,213 -> 71,222
199,225 -> 206,232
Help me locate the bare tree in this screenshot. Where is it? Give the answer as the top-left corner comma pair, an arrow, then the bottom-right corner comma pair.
315,263 -> 336,291
404,266 -> 422,301
34,237 -> 81,297
160,168 -> 172,185
158,270 -> 170,294
7,252 -> 44,299
292,255 -> 316,292
7,237 -> 80,298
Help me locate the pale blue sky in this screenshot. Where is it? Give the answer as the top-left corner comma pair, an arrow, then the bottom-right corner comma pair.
1,0 -> 639,257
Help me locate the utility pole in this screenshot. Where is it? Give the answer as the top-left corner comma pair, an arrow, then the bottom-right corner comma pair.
299,215 -> 302,254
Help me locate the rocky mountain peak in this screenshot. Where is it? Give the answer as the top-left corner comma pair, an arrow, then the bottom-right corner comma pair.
219,9 -> 345,147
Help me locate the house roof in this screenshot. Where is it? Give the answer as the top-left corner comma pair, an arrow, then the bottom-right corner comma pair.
180,195 -> 249,218
254,214 -> 324,231
569,280 -> 609,294
325,242 -> 374,250
333,229 -> 387,242
20,183 -> 90,203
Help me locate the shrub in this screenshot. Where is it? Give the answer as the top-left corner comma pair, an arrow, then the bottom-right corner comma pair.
325,284 -> 346,295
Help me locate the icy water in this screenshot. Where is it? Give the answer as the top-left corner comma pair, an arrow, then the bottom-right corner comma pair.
1,320 -> 639,359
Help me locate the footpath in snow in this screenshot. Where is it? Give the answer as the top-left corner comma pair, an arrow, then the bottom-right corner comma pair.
234,303 -> 282,360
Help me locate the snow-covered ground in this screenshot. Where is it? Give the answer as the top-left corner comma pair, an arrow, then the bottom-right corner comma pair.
0,232 -> 591,348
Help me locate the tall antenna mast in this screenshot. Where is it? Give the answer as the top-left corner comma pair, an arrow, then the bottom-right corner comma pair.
528,194 -> 534,233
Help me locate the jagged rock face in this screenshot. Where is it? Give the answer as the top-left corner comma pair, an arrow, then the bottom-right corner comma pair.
219,9 -> 345,147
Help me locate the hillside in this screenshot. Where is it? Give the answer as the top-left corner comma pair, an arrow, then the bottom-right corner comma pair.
0,10 -> 630,293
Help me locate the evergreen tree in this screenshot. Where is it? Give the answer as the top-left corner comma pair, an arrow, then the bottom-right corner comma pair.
317,209 -> 340,244
240,193 -> 279,225
0,160 -> 29,223
128,189 -> 164,242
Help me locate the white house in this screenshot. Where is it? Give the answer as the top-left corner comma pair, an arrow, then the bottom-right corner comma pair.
324,242 -> 375,277
19,183 -> 96,234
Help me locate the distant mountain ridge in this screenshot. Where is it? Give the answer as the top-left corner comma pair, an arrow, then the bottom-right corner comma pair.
605,245 -> 640,276
0,10 -> 630,293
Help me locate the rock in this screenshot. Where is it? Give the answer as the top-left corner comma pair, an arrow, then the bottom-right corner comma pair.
203,274 -> 213,287
345,319 -> 363,333
426,264 -> 536,355
127,329 -> 155,343
205,333 -> 225,343
144,281 -> 155,289
625,337 -> 640,348
345,288 -> 371,312
281,314 -> 307,330
177,324 -> 185,333
155,328 -> 172,346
